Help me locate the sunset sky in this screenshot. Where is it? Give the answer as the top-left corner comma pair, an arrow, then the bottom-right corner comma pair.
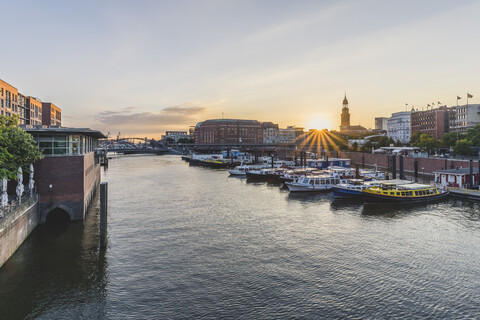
2,0 -> 480,138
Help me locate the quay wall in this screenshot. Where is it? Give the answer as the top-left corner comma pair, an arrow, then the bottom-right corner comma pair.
338,152 -> 479,177
35,151 -> 101,223
0,196 -> 38,268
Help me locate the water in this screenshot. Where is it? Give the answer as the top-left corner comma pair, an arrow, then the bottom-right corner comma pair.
1,154 -> 480,319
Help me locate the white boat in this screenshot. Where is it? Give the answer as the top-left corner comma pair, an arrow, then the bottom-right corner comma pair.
286,174 -> 343,192
228,164 -> 268,176
332,179 -> 383,199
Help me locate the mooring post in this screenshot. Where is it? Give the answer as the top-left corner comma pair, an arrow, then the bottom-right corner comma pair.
362,154 -> 365,168
355,163 -> 360,179
100,182 -> 108,249
469,159 -> 474,189
399,155 -> 404,180
392,156 -> 397,180
414,158 -> 419,182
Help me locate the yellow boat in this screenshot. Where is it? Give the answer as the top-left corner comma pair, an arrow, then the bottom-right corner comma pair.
362,182 -> 449,204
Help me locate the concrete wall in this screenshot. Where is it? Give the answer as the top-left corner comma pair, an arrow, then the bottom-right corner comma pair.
0,196 -> 38,268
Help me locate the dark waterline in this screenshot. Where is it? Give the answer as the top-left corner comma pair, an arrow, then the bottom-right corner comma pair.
1,155 -> 480,319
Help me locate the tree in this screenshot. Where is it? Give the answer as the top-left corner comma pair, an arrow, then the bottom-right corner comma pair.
394,140 -> 403,147
410,131 -> 422,146
466,124 -> 480,146
0,115 -> 44,179
440,132 -> 463,147
412,133 -> 438,153
177,138 -> 194,144
453,139 -> 474,155
351,142 -> 358,152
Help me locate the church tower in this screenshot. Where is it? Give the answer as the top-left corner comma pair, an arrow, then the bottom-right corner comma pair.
340,93 -> 350,131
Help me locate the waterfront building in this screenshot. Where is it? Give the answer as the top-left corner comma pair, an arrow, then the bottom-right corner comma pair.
375,117 -> 388,131
387,111 -> 411,143
195,119 -> 263,144
450,104 -> 480,133
410,106 -> 454,140
24,127 -> 106,222
278,126 -> 305,144
0,79 -> 18,118
339,94 -> 368,135
42,102 -> 62,126
27,96 -> 43,125
17,93 -> 28,125
262,122 -> 279,144
162,131 -> 188,142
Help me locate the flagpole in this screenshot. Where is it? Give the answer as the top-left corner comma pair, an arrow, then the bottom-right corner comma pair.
467,94 -> 468,106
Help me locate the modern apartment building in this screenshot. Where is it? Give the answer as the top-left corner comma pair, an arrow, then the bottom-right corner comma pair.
387,111 -> 411,143
450,104 -> 480,133
27,96 -> 43,125
410,106 -> 454,140
195,119 -> 263,144
0,79 -> 18,118
42,102 -> 62,126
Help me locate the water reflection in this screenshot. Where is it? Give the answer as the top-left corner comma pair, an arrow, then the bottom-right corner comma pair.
0,192 -> 107,319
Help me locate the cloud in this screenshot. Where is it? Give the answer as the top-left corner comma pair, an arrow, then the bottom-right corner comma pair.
95,105 -> 207,130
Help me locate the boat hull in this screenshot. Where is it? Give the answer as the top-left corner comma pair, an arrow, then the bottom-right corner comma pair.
286,183 -> 332,192
332,186 -> 362,199
362,191 -> 449,204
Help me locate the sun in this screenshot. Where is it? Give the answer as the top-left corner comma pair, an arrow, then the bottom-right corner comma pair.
306,114 -> 333,130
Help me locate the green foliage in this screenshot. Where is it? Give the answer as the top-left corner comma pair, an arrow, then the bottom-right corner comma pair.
440,132 -> 463,147
410,131 -> 422,146
177,138 -> 194,144
0,115 -> 44,179
394,140 -> 403,147
465,124 -> 480,146
453,139 -> 474,155
412,133 -> 438,153
351,142 -> 358,152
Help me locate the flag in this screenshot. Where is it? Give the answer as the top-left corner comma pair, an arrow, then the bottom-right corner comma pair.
432,102 -> 435,105
438,101 -> 441,105
457,96 -> 461,99
427,104 -> 431,107
405,103 -> 408,106
468,93 -> 473,98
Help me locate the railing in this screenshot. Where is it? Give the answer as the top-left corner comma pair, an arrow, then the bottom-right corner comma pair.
0,189 -> 37,221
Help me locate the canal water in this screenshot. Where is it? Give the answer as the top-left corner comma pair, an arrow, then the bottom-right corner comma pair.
1,154 -> 480,319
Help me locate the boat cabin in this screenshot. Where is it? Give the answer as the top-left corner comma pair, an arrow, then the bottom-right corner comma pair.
433,168 -> 479,189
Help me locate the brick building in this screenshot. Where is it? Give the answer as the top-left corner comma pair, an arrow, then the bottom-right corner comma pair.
410,106 -> 454,140
195,119 -> 263,144
0,79 -> 18,118
42,102 -> 62,126
27,96 -> 43,125
25,127 -> 106,222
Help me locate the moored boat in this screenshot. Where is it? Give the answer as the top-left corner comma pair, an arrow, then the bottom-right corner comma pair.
286,174 -> 342,192
362,182 -> 449,204
332,179 -> 383,199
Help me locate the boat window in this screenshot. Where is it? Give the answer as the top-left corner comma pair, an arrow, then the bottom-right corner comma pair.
390,192 -> 395,195
396,192 -> 400,196
309,180 -> 315,185
415,191 -> 419,196
401,192 -> 406,196
383,192 -> 388,195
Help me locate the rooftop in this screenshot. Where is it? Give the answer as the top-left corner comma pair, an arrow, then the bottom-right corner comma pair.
21,126 -> 107,139
433,168 -> 479,175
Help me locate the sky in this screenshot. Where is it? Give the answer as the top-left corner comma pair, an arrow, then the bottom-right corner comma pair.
2,0 -> 480,138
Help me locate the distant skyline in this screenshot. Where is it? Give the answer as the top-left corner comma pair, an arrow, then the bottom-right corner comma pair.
2,0 -> 480,138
